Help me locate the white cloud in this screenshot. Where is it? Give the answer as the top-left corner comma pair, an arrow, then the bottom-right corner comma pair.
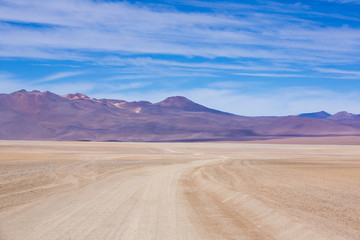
0,0 -> 359,66
99,56 -> 297,72
188,87 -> 360,116
89,86 -> 360,116
234,73 -> 305,78
314,68 -> 360,79
0,70 -> 151,96
3,68 -> 359,116
35,71 -> 85,83
324,0 -> 360,4
1,0 -> 360,115
208,81 -> 259,89
0,71 -> 93,94
0,72 -> 24,92
109,82 -> 152,91
36,82 -> 95,95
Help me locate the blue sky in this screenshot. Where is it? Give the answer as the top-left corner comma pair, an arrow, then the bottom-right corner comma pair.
1,0 -> 360,116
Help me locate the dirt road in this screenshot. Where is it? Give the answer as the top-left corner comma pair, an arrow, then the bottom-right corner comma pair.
0,141 -> 359,239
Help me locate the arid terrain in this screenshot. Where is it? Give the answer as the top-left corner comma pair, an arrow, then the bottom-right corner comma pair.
3,90 -> 360,142
0,141 -> 359,239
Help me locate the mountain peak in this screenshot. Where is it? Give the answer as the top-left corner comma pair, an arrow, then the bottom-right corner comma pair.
156,96 -> 194,108
63,93 -> 91,100
298,111 -> 331,119
10,89 -> 29,95
328,111 -> 360,120
8,90 -> 61,99
3,89 -> 360,141
155,96 -> 231,115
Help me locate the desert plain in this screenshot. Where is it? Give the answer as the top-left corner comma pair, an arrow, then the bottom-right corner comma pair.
0,140 -> 359,240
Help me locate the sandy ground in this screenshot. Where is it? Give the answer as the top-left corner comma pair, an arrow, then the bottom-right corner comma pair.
249,136 -> 360,145
0,141 -> 359,240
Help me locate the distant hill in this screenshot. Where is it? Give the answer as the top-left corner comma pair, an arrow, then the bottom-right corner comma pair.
1,90 -> 360,141
155,96 -> 232,115
298,111 -> 331,119
328,111 -> 360,121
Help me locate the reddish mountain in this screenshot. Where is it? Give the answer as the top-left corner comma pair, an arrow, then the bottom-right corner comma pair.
328,111 -> 360,121
155,96 -> 231,115
1,90 -> 360,141
63,93 -> 92,100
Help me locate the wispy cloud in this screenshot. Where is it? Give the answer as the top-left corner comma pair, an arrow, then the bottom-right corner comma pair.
0,0 -> 359,65
234,73 -> 305,78
91,86 -> 360,116
99,56 -> 297,72
0,70 -> 151,96
324,0 -> 360,4
110,82 -> 151,91
0,72 -> 24,92
1,0 -> 360,115
314,68 -> 360,79
208,81 -> 264,89
35,71 -> 85,83
3,69 -> 360,116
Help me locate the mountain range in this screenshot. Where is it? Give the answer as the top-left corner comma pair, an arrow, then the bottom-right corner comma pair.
1,90 -> 360,142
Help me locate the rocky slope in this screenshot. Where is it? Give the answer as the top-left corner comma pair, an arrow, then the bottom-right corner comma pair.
1,90 -> 360,141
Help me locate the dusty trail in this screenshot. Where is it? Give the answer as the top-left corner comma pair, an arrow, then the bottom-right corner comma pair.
0,141 -> 359,239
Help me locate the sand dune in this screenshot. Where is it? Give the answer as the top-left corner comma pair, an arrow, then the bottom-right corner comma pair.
0,141 -> 359,239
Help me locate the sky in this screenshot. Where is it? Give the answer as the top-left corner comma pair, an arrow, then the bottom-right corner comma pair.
1,0 -> 360,116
